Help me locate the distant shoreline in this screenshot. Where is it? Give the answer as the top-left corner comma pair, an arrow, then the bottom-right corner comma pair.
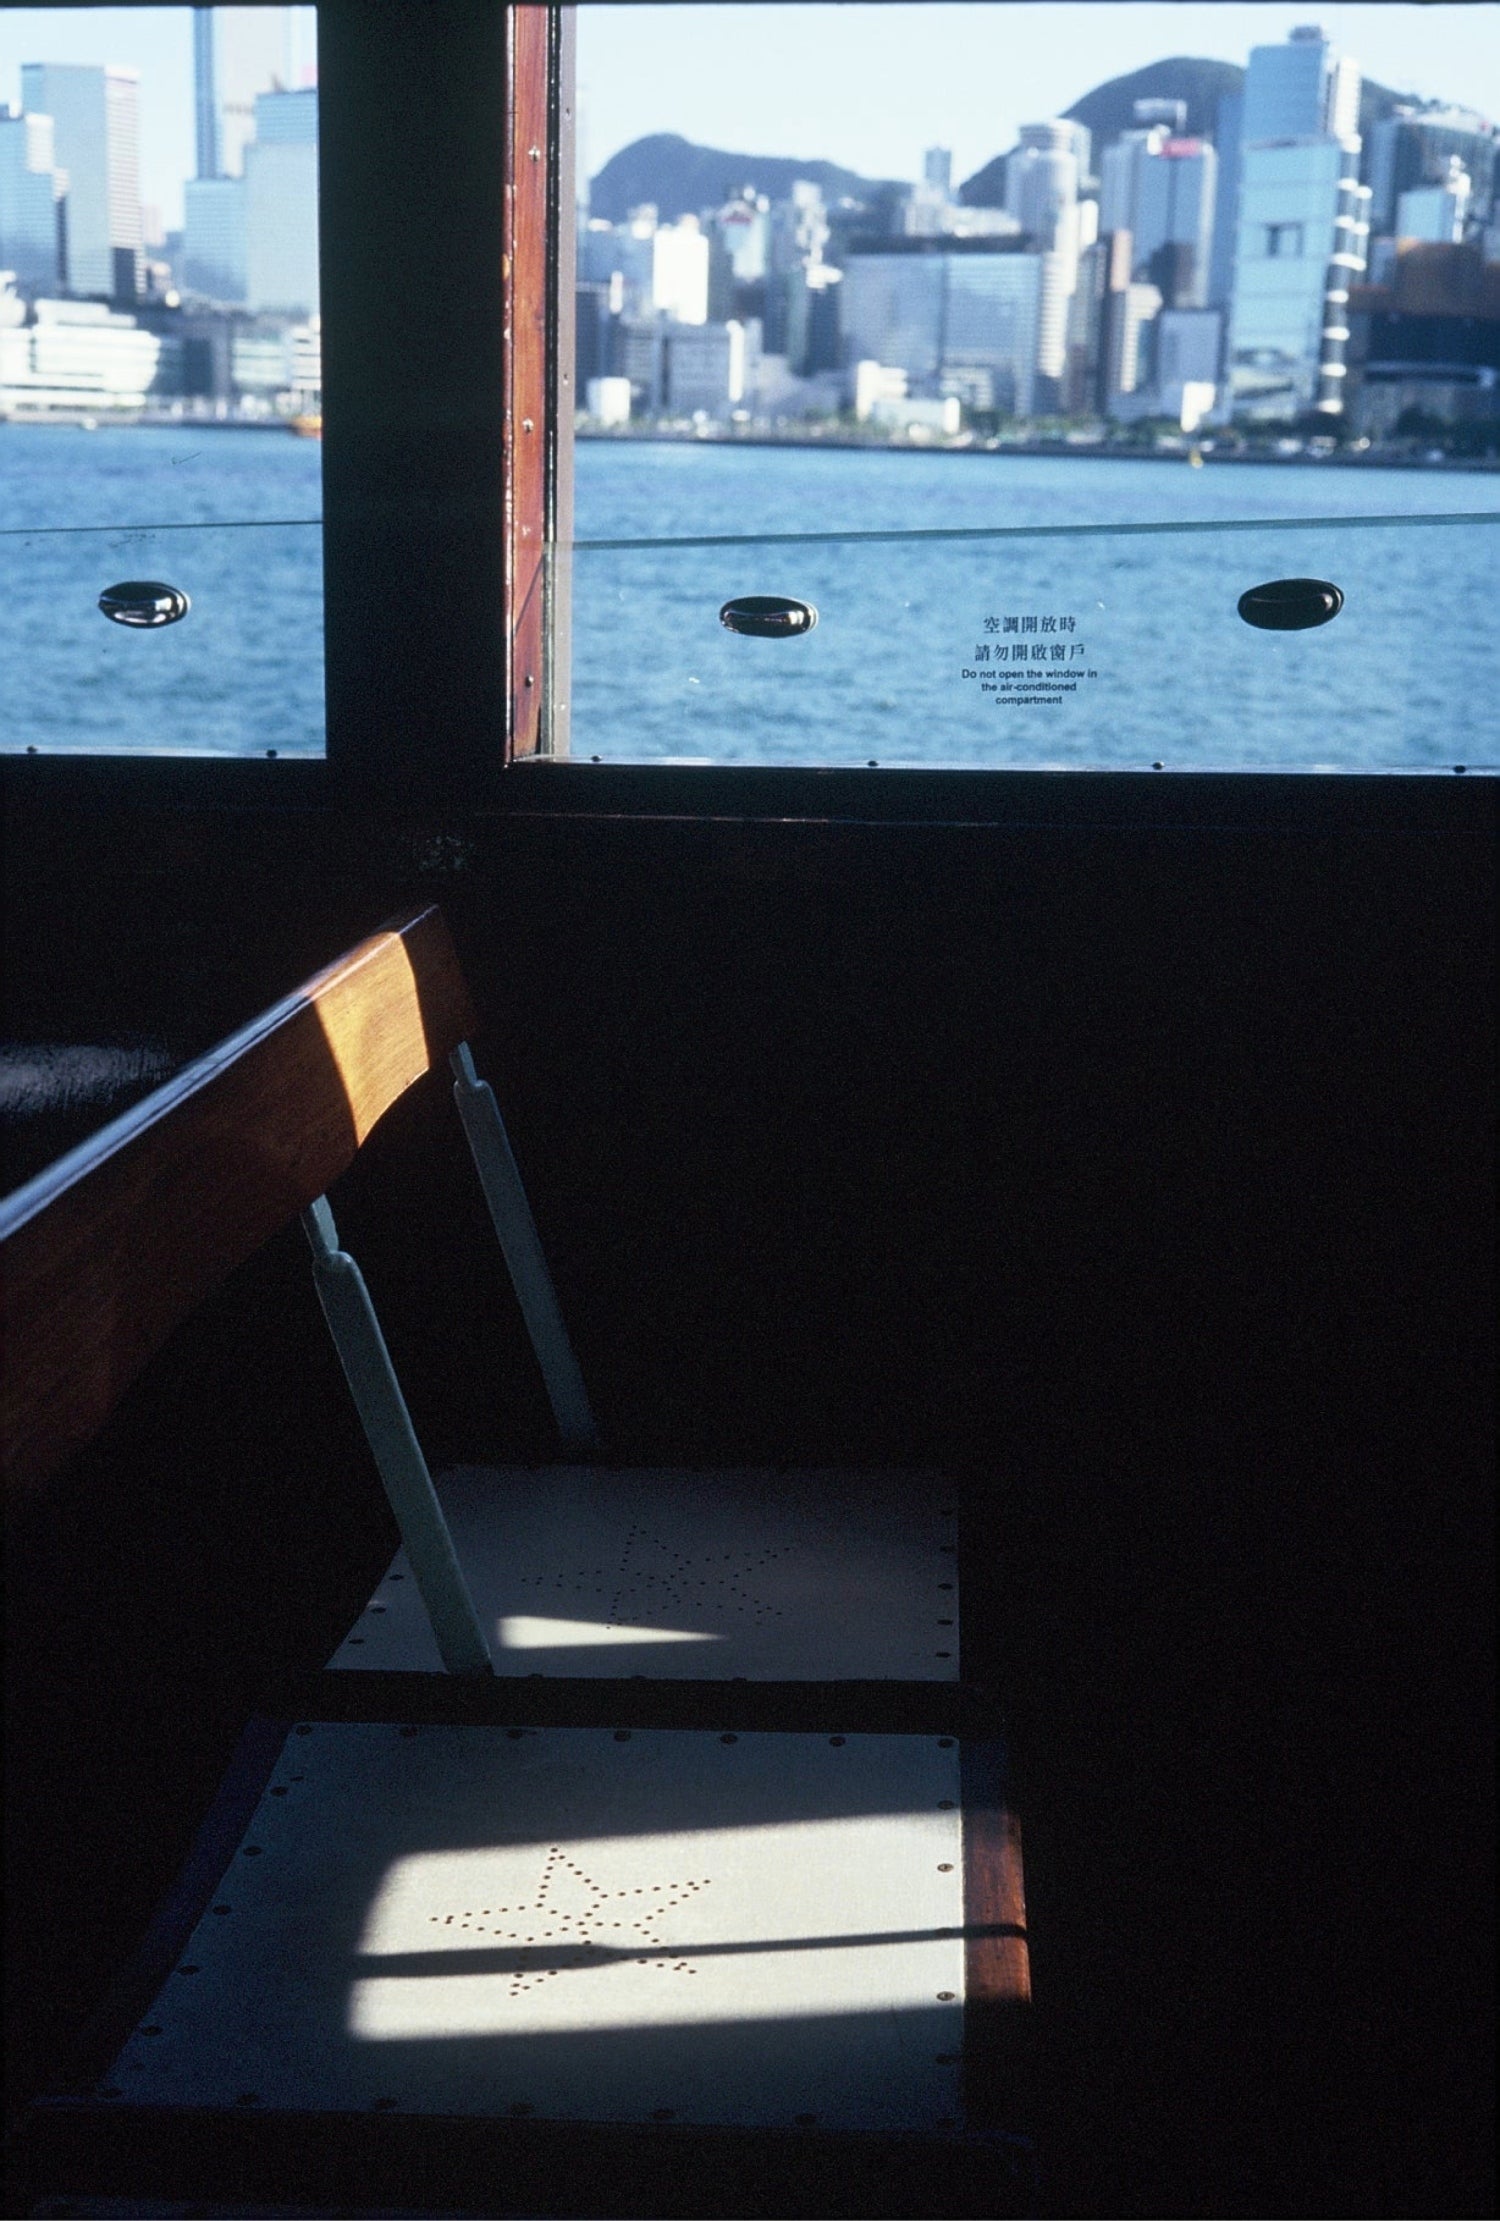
576,428 -> 1500,474
5,414 -> 1494,473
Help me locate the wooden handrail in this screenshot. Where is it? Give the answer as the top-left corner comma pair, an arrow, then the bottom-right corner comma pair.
1,906 -> 478,1493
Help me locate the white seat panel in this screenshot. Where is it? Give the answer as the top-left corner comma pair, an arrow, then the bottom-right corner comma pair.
103,1724 -> 967,2134
328,1466 -> 961,1680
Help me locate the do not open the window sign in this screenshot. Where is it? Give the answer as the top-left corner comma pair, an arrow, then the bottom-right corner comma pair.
961,611 -> 1100,706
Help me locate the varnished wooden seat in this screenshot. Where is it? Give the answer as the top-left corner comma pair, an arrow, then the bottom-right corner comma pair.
7,906 -> 1031,2217
2,905 -> 483,1495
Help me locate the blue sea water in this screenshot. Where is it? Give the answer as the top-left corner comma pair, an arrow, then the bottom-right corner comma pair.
570,440 -> 1500,770
2,421 -> 1496,767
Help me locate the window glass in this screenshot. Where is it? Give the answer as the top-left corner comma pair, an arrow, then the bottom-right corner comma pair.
1,6 -> 322,757
564,2 -> 1499,770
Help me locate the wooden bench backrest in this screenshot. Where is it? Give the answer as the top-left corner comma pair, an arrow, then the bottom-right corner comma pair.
1,905 -> 478,1493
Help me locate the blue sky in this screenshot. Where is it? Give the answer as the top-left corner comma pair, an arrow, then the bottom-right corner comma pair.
578,5 -> 1500,184
1,4 -> 1495,230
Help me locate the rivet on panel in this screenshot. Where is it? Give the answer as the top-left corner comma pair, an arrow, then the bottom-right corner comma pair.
938,1863 -> 955,1872
936,1990 -> 957,2001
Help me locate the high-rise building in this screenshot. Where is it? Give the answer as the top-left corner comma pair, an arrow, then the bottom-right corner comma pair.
1241,24 -> 1359,144
183,175 -> 248,302
785,262 -> 842,375
244,88 -> 318,313
1154,305 -> 1224,416
214,8 -> 293,175
193,11 -> 220,180
650,215 -> 710,325
1207,91 -> 1244,309
1005,124 -> 1082,249
1005,122 -> 1086,401
1100,127 -> 1165,239
1228,26 -> 1369,419
841,242 -> 1042,418
21,62 -> 141,298
1106,279 -> 1163,409
664,317 -> 751,415
1367,106 -> 1496,235
0,109 -> 64,289
1131,138 -> 1218,306
1396,160 -> 1471,244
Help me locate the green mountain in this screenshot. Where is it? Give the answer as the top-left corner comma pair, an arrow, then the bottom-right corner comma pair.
587,134 -> 900,225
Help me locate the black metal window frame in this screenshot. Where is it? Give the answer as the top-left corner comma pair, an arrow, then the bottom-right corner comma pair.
0,0 -> 1487,836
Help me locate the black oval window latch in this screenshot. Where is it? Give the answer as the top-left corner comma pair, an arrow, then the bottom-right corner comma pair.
98,580 -> 191,628
1237,578 -> 1343,631
719,595 -> 818,638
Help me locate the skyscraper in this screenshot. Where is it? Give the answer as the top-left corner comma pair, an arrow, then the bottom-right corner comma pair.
1396,160 -> 1472,244
1367,107 -> 1496,235
193,11 -> 220,180
183,175 -> 248,302
1228,26 -> 1369,420
20,63 -> 140,299
0,110 -> 64,289
1005,123 -> 1085,400
841,242 -> 1042,418
1207,91 -> 1244,310
1131,138 -> 1218,307
244,88 -> 318,314
1240,24 -> 1359,144
194,8 -> 293,181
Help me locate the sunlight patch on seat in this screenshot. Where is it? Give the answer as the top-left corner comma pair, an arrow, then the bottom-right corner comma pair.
348,1814 -> 963,2040
497,1613 -> 724,1649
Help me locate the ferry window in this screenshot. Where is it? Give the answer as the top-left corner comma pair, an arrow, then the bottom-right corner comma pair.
0,5 -> 324,760
558,2 -> 1499,774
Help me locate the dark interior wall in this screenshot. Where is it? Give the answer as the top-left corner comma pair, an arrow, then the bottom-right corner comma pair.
2,786 -> 1494,2217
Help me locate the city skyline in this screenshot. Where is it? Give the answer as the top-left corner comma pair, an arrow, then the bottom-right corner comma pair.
1,4 -> 1495,237
577,5 -> 1498,186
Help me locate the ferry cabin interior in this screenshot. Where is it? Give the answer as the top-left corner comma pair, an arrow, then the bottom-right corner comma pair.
0,4 -> 1493,2218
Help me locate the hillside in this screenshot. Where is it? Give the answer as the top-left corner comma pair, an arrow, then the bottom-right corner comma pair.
587,133 -> 900,224
958,55 -> 1415,204
593,61 -> 1427,230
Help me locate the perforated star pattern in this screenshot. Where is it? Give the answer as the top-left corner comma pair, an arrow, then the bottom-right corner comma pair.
429,1847 -> 713,1994
519,1525 -> 793,1628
